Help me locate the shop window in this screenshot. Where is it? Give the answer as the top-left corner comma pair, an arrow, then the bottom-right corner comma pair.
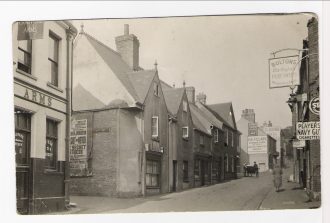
214,129 -> 219,143
15,110 -> 31,166
146,159 -> 160,187
49,32 -> 59,86
151,116 -> 159,137
18,40 -> 32,74
182,126 -> 189,138
45,119 -> 58,170
225,154 -> 229,172
183,161 -> 189,182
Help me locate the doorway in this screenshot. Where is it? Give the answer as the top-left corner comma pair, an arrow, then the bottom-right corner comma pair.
15,110 -> 31,214
172,160 -> 177,192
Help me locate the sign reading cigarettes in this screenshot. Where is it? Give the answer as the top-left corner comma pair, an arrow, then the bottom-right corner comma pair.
248,136 -> 267,154
296,121 -> 320,140
269,55 -> 300,88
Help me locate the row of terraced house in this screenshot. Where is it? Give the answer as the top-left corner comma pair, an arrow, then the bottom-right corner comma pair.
69,24 -> 241,197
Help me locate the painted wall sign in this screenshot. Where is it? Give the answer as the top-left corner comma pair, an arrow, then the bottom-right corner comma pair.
14,82 -> 67,113
292,139 -> 306,148
70,119 -> 88,176
247,136 -> 268,154
296,121 -> 320,140
17,21 -> 44,40
248,123 -> 258,136
309,97 -> 320,115
269,55 -> 300,88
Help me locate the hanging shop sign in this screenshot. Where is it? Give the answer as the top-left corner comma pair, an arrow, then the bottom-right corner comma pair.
17,21 -> 44,40
247,136 -> 267,154
309,97 -> 320,115
269,55 -> 300,88
292,139 -> 306,148
296,121 -> 320,140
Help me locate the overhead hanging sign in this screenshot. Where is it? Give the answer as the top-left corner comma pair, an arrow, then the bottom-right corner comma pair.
309,97 -> 320,115
269,55 -> 300,88
292,139 -> 306,148
247,136 -> 267,154
296,121 -> 320,140
17,21 -> 44,40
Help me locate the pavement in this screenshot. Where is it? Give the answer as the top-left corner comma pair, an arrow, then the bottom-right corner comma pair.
54,166 -> 320,215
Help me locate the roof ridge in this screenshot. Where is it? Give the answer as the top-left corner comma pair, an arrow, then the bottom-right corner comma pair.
83,32 -> 122,57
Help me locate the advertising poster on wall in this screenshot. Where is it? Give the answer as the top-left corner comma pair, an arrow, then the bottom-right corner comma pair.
247,136 -> 268,154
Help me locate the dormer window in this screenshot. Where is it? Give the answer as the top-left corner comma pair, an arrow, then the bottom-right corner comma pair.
183,100 -> 188,112
153,82 -> 159,96
214,129 -> 219,143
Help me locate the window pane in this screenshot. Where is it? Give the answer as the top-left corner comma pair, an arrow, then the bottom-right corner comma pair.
48,35 -> 59,62
18,40 -> 32,52
146,174 -> 151,186
146,161 -> 152,173
50,60 -> 58,86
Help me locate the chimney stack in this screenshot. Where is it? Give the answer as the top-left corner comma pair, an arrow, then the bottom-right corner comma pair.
241,109 -> 255,123
185,86 -> 195,104
115,24 -> 140,71
196,92 -> 206,105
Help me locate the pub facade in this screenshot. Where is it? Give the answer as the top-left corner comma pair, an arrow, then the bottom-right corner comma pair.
13,21 -> 77,214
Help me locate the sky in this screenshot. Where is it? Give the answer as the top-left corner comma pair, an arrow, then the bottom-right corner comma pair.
71,13 -> 313,129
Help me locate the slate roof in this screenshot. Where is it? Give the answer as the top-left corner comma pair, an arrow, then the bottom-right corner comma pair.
208,102 -> 237,130
162,88 -> 185,115
72,84 -> 106,111
196,102 -> 223,129
189,103 -> 212,136
127,70 -> 156,103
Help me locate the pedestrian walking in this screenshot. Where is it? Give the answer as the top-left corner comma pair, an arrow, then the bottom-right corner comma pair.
273,164 -> 283,192
253,161 -> 259,177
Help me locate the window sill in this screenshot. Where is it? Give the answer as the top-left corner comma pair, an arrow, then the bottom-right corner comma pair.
16,68 -> 37,81
44,169 -> 64,175
183,179 -> 189,183
182,136 -> 189,141
152,136 -> 160,142
47,82 -> 63,93
146,186 -> 160,189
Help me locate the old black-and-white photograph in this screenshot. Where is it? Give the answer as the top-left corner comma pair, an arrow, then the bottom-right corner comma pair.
11,11 -> 322,217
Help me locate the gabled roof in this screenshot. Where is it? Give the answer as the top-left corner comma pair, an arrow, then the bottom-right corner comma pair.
127,70 -> 156,103
189,103 -> 212,136
72,84 -> 106,111
208,102 -> 237,130
162,88 -> 185,116
196,102 -> 223,129
82,32 -> 142,104
160,80 -> 173,90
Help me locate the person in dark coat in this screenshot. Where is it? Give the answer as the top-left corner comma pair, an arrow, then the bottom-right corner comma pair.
253,161 -> 259,177
273,164 -> 283,192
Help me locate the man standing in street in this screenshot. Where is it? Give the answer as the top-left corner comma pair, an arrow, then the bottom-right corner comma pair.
253,161 -> 259,177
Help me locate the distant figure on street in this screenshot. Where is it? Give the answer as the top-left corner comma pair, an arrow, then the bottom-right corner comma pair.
243,163 -> 248,177
253,161 -> 259,177
273,164 -> 283,192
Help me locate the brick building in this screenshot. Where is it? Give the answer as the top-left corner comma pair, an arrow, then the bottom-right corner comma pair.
288,17 -> 320,200
13,21 -> 77,214
70,25 -> 169,197
161,84 -> 194,192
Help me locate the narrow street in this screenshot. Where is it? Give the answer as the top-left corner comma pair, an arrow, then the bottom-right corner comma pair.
68,165 -> 320,214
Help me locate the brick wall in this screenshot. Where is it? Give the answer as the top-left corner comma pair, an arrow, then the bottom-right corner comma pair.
307,17 -> 321,194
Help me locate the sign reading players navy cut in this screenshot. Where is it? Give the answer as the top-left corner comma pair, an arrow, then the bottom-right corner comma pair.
296,122 -> 320,140
269,55 -> 300,88
309,97 -> 320,115
17,21 -> 44,40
